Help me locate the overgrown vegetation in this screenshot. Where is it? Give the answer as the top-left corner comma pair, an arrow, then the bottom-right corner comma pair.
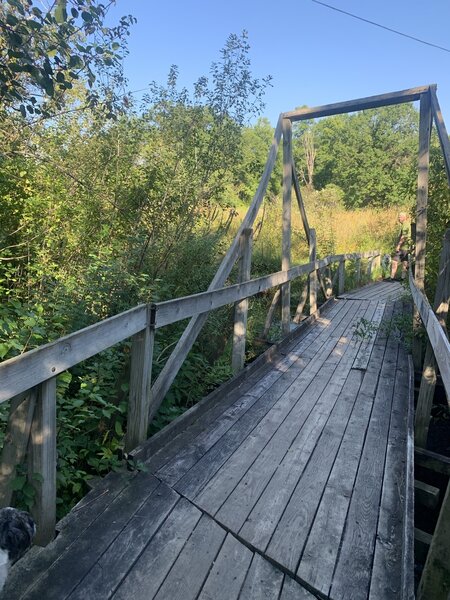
1,1 -> 449,516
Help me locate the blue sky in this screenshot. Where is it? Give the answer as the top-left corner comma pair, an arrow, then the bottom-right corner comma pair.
108,0 -> 450,127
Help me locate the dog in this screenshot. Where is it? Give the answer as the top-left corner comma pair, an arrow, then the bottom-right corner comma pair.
0,508 -> 35,592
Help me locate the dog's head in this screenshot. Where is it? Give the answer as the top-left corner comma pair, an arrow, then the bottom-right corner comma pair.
0,508 -> 36,563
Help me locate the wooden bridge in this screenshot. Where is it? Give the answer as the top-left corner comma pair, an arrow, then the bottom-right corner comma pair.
1,85 -> 450,599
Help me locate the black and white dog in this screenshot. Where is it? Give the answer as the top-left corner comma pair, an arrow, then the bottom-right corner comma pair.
0,508 -> 35,592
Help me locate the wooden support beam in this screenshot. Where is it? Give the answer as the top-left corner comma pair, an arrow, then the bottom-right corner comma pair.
262,289 -> 281,338
125,305 -> 156,453
0,391 -> 36,507
418,480 -> 450,599
291,160 -> 310,243
413,91 -> 433,370
281,118 -> 292,337
148,117 -> 284,419
415,447 -> 450,477
415,528 -> 432,564
232,229 -> 253,374
429,86 -> 450,185
283,85 -> 431,122
309,228 -> 317,315
415,229 -> 450,447
338,258 -> 345,296
415,479 -> 440,510
293,283 -> 308,324
29,378 -> 56,546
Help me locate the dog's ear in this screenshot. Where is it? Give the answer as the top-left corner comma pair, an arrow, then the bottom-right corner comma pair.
5,514 -> 35,562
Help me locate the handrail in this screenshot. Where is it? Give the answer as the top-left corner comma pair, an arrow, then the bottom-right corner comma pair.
0,250 -> 380,405
409,271 -> 450,398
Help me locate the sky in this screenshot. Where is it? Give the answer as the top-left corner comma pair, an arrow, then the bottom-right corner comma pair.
107,0 -> 450,127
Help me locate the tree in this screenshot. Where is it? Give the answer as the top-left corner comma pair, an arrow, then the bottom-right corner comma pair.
0,0 -> 135,119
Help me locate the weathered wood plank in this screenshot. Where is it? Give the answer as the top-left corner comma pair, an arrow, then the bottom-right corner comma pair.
197,533 -> 253,600
352,302 -> 386,371
415,528 -> 432,564
415,447 -> 450,476
67,482 -> 179,599
239,554 -> 284,599
0,390 -> 36,507
282,118 -> 293,336
338,258 -> 345,296
125,312 -> 155,452
280,576 -> 318,599
29,378 -> 57,546
232,229 -> 253,374
291,161 -> 311,242
0,305 -> 148,403
283,85 -> 431,121
309,228 -> 317,315
25,472 -> 161,599
153,514 -> 226,600
368,348 -> 410,599
330,322 -> 400,599
415,479 -> 440,510
413,90 -> 432,369
112,498 -> 202,600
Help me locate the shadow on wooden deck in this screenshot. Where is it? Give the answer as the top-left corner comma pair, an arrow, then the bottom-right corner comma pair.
2,282 -> 414,600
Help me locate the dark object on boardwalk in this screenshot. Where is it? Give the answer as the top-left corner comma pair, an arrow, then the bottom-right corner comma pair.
0,508 -> 35,592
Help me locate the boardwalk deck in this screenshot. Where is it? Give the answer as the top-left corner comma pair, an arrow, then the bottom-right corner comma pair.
2,282 -> 413,600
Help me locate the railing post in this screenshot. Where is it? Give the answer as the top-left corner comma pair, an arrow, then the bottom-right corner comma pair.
355,256 -> 361,287
415,229 -> 450,447
338,258 -> 345,296
125,305 -> 156,453
373,253 -> 381,276
29,378 -> 56,546
232,229 -> 253,374
281,117 -> 292,336
309,228 -> 317,315
413,91 -> 432,370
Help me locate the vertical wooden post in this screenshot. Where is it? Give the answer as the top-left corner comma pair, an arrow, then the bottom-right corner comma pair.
232,228 -> 253,374
418,480 -> 450,600
309,228 -> 317,315
326,267 -> 333,298
126,305 -> 156,453
355,257 -> 361,287
338,258 -> 345,296
415,229 -> 450,447
413,91 -> 432,370
29,378 -> 56,546
373,253 -> 381,276
281,118 -> 292,337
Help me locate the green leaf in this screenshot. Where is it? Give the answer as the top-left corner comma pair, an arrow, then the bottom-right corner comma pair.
10,475 -> 26,491
114,421 -> 123,436
54,1 -> 67,23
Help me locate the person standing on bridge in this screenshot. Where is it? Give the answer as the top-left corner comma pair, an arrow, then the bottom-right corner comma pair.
389,211 -> 410,280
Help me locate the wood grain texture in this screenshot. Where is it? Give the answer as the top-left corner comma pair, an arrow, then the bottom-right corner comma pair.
232,229 -> 253,374
430,86 -> 450,183
281,118 -> 292,336
239,554 -> 284,599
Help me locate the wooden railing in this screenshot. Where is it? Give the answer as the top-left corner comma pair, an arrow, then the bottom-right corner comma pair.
0,245 -> 380,545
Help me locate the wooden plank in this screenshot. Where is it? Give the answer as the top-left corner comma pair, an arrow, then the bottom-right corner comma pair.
67,482 -> 179,599
415,228 -> 450,445
232,229 -> 253,374
292,160 -> 310,242
266,367 -> 364,573
280,576 -> 318,599
415,479 -> 440,510
415,447 -> 450,476
25,472 -> 161,600
3,470 -> 137,600
282,118 -> 293,336
29,378 -> 57,546
174,300 -> 364,500
309,228 -> 317,315
413,91 -> 432,369
158,301 -> 355,488
0,390 -> 36,506
125,313 -> 155,452
112,498 -> 202,600
430,86 -> 450,184
239,553 -> 284,599
283,85 -> 431,121
210,302 -> 369,532
417,480 -> 450,600
297,327 -> 389,594
330,324 -> 400,599
415,528 -> 432,564
352,302 -> 386,370
368,348 -> 410,599
0,305 -> 148,404
338,258 -> 345,296
197,533 -> 253,600
149,117 -> 283,416
153,514 -> 226,600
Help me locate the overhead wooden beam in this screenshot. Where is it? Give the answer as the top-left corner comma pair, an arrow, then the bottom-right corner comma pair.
283,85 -> 432,121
